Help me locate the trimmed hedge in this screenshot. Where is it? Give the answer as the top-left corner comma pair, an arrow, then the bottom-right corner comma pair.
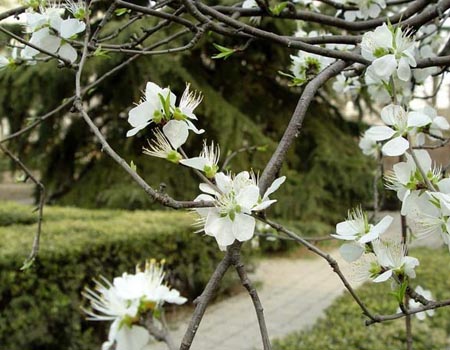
0,202 -> 244,350
273,248 -> 450,350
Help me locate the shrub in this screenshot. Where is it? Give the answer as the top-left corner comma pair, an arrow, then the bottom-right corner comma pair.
273,248 -> 450,350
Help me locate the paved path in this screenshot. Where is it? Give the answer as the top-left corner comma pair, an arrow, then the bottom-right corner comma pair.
154,252 -> 357,350
153,211 -> 442,350
0,171 -> 35,205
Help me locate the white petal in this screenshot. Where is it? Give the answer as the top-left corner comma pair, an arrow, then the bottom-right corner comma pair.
126,123 -> 150,137
381,137 -> 409,157
397,57 -> 411,81
252,199 -> 277,211
372,55 -> 397,80
232,214 -> 255,241
35,29 -> 61,54
128,101 -> 154,127
413,150 -> 432,172
373,269 -> 393,283
215,172 -> 233,194
336,220 -> 360,237
180,157 -> 208,171
185,119 -> 205,134
393,162 -> 414,184
331,233 -> 358,241
359,230 -> 379,244
365,126 -> 395,141
199,183 -> 217,195
236,185 -> 260,209
58,43 -> 77,63
59,18 -> 86,39
339,243 -> 364,262
163,120 -> 189,149
204,210 -> 220,236
369,215 -> 393,238
116,325 -> 150,350
211,217 -> 235,246
381,104 -> 403,126
407,111 -> 432,128
194,194 -> 215,217
438,178 -> 450,194
433,116 -> 450,130
263,176 -> 286,200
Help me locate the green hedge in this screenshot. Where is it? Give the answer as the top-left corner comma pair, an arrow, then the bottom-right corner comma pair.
274,248 -> 450,350
0,202 -> 248,350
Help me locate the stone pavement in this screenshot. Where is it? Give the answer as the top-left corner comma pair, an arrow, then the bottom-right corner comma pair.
153,247 -> 362,350
152,211 -> 442,350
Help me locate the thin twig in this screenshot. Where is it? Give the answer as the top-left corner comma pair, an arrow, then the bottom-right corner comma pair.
0,144 -> 45,267
230,247 -> 272,350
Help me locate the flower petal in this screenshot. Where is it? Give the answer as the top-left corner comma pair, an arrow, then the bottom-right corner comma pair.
397,57 -> 411,81
236,185 -> 260,210
263,176 -> 286,200
339,243 -> 364,262
163,120 -> 189,149
336,220 -> 360,237
180,157 -> 208,171
115,325 -> 150,350
58,43 -> 77,63
232,214 -> 255,242
372,55 -> 397,80
373,269 -> 393,283
407,111 -> 432,128
59,18 -> 86,39
128,101 -> 154,127
365,126 -> 395,141
381,136 -> 409,157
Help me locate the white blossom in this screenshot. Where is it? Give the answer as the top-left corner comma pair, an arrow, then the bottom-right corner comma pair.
361,24 -> 416,82
365,104 -> 430,156
180,140 -> 220,178
194,171 -> 284,248
371,238 -> 419,282
410,106 -> 450,145
290,51 -> 334,85
127,82 -> 204,146
341,0 -> 386,21
384,150 -> 444,215
142,129 -> 182,163
83,260 -> 186,350
332,207 -> 393,262
408,286 -> 435,320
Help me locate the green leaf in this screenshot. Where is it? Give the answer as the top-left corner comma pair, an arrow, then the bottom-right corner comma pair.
256,145 -> 268,152
130,160 -> 137,173
270,2 -> 288,16
212,43 -> 235,60
20,257 -> 35,271
114,8 -> 130,16
93,46 -> 110,59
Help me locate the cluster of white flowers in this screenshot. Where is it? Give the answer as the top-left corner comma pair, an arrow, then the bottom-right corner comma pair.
361,104 -> 449,157
126,80 -> 286,248
83,260 -> 186,350
0,1 -> 86,67
333,207 -> 419,283
338,0 -> 386,21
329,20 -> 450,320
194,171 -> 285,248
127,82 -> 204,147
25,2 -> 86,63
